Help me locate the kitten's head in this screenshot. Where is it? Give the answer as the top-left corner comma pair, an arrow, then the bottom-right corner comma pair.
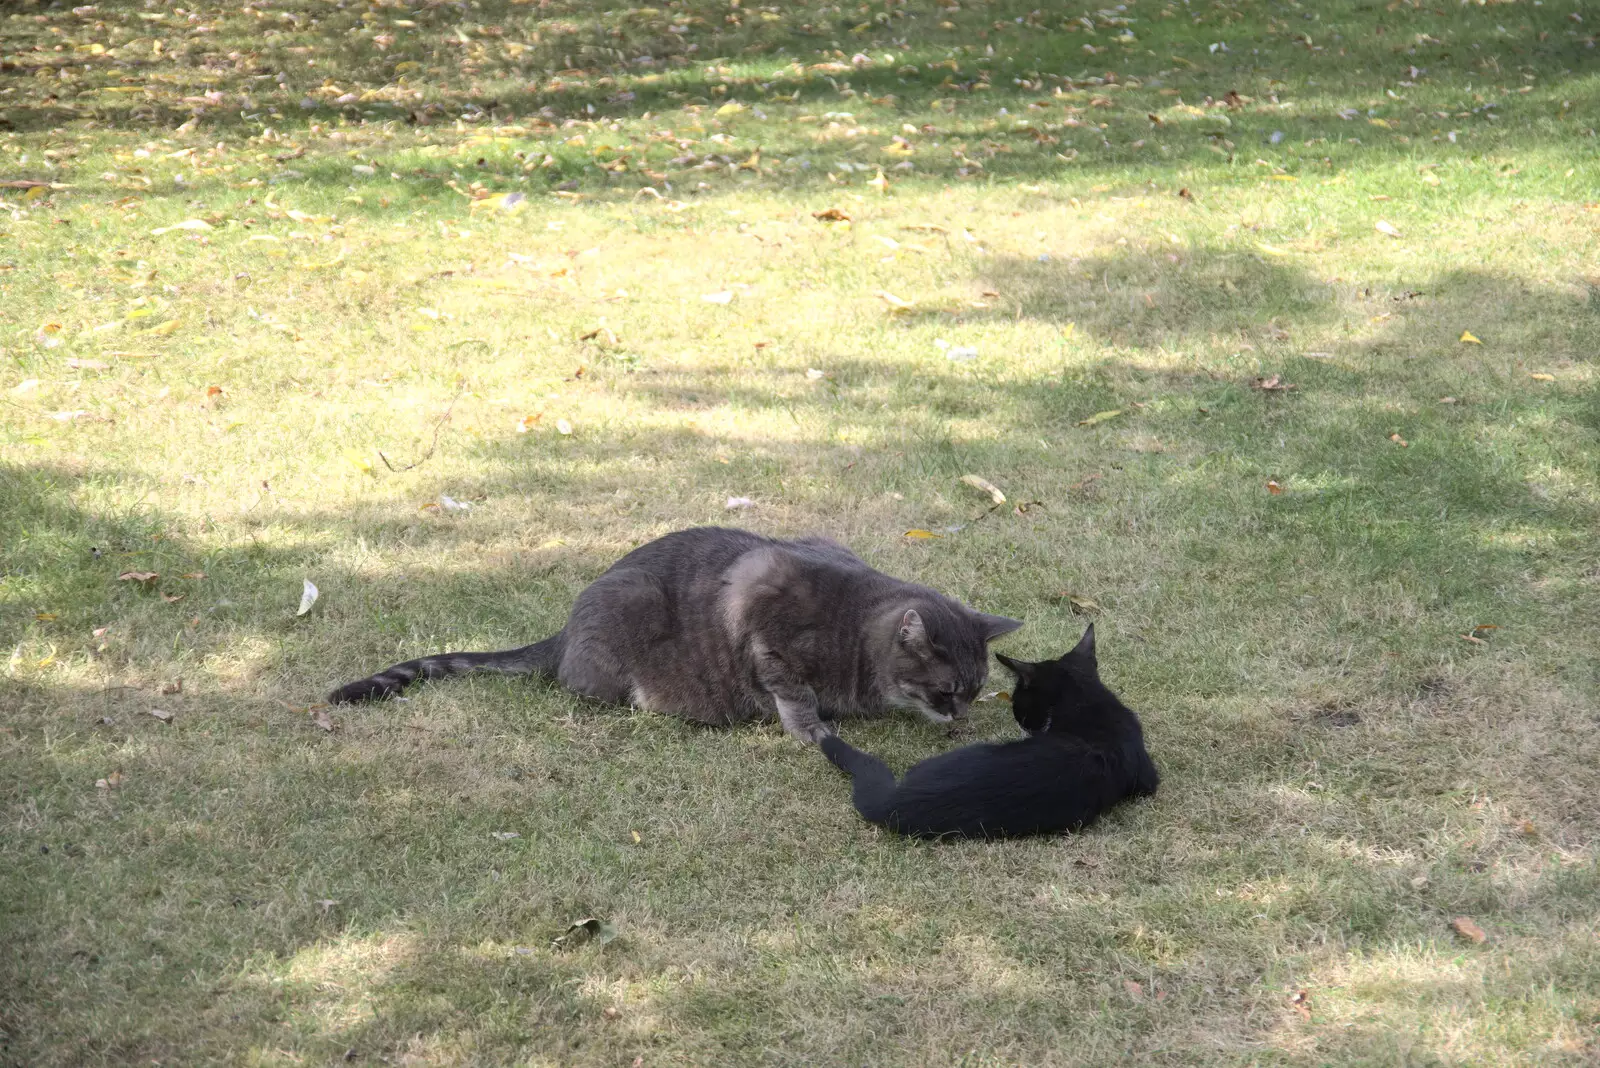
994,623 -> 1101,736
886,602 -> 1023,725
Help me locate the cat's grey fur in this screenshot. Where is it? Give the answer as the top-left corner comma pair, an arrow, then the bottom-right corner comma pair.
329,527 -> 1022,742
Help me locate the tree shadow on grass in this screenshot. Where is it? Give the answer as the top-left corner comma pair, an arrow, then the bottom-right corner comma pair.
3,0 -> 1598,207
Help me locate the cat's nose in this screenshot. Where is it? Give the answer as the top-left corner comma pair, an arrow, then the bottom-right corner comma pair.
950,700 -> 970,720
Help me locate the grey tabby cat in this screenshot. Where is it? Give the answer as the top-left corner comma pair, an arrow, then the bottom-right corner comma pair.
330,526 -> 1021,742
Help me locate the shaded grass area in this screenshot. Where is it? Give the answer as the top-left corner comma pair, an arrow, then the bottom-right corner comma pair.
4,0 -> 1600,1064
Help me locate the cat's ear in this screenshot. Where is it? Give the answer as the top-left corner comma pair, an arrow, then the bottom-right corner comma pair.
1068,622 -> 1097,662
898,608 -> 930,649
994,652 -> 1036,684
975,612 -> 1024,642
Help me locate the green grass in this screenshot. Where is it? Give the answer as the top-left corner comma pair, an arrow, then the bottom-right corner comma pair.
3,0 -> 1599,1063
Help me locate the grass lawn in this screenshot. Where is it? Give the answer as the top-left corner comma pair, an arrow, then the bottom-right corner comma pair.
3,0 -> 1599,1063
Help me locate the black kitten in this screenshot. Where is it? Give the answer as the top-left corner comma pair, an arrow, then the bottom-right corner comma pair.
819,624 -> 1159,839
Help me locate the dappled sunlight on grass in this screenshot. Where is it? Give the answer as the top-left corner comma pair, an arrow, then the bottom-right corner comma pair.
4,0 -> 1599,1063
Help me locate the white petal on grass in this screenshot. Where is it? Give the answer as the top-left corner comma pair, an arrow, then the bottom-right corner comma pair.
725,496 -> 755,510
701,290 -> 734,304
296,578 -> 320,616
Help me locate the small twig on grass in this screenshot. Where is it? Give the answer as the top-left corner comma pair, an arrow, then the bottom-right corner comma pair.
379,384 -> 464,473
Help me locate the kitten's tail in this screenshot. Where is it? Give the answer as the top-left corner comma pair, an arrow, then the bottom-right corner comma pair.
820,735 -> 897,827
328,634 -> 563,704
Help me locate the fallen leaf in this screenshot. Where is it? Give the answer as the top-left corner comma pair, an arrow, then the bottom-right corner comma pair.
701,290 -> 734,304
96,770 -> 125,790
1450,916 -> 1488,944
34,612 -> 57,622
1459,633 -> 1486,645
118,571 -> 159,589
631,830 -> 642,844
1518,818 -> 1537,837
1065,594 -> 1103,615
959,474 -> 1006,505
877,289 -> 914,310
1252,375 -> 1295,392
1528,372 -> 1555,382
1411,875 -> 1431,889
1459,330 -> 1482,345
867,168 -> 890,194
725,496 -> 755,510
161,679 -> 183,696
553,917 -> 618,949
181,571 -> 206,580
160,592 -> 185,604
1390,433 -> 1409,447
150,218 -> 213,235
903,529 -> 944,540
516,414 -> 542,433
812,207 -> 851,222
1266,479 -> 1284,495
1076,409 -> 1124,427
1290,990 -> 1311,1020
206,385 -> 223,397
556,418 -> 573,435
1124,980 -> 1144,999
148,709 -> 174,724
296,578 -> 320,616
1439,396 -> 1458,404
67,358 -> 110,371
1375,220 -> 1402,237
1471,624 -> 1498,636
805,368 -> 827,380
310,707 -> 335,731
490,831 -> 522,840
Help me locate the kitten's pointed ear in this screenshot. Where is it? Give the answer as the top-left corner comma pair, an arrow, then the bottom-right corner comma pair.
1069,622 -> 1097,661
976,612 -> 1024,642
994,652 -> 1036,683
898,608 -> 929,648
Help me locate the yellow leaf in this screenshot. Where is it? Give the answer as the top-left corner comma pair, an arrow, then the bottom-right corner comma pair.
1374,220 -> 1402,238
343,450 -> 374,474
903,529 -> 944,539
1528,372 -> 1555,382
1075,409 -> 1124,427
143,319 -> 180,336
877,289 -> 913,310
1368,118 -> 1393,129
1459,330 -> 1481,344
715,102 -> 745,117
35,612 -> 58,622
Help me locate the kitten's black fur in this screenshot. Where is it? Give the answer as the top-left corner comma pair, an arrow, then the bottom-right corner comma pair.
820,624 -> 1159,838
329,527 -> 1021,742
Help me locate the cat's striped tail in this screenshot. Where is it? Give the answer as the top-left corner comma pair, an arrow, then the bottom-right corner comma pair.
328,634 -> 563,704
820,735 -> 898,827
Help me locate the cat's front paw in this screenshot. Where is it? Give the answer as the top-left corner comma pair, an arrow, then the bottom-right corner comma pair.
783,718 -> 836,745
328,677 -> 400,704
